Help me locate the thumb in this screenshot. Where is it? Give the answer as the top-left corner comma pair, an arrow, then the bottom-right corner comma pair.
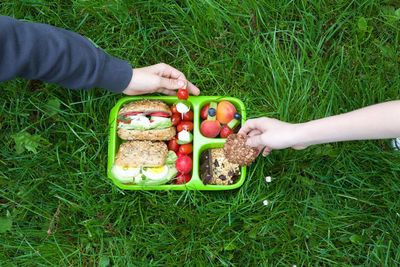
246,135 -> 264,148
159,77 -> 186,90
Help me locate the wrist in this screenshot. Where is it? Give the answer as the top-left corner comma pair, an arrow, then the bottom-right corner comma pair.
122,69 -> 135,93
291,122 -> 315,149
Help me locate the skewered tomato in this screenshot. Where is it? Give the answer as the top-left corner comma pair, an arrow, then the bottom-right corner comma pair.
177,121 -> 194,132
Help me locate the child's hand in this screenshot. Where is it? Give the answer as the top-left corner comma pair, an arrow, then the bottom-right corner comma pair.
239,117 -> 307,156
123,63 -> 200,96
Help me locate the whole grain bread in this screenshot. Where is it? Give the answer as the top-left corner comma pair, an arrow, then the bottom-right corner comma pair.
118,127 -> 176,141
114,141 -> 168,167
224,134 -> 259,166
119,100 -> 171,115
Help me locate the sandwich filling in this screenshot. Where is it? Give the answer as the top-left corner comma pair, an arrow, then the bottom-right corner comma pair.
117,112 -> 172,131
112,150 -> 178,185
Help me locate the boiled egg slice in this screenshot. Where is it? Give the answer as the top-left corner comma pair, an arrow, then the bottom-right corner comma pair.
111,165 -> 141,183
142,166 -> 169,180
150,116 -> 170,127
129,115 -> 151,128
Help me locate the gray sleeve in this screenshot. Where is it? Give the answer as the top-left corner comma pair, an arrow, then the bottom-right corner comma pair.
0,16 -> 132,93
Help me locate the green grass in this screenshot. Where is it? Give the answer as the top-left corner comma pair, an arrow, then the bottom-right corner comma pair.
1,0 -> 400,265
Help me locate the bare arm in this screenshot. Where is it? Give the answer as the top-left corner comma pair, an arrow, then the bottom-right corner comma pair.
297,100 -> 400,147
239,101 -> 400,155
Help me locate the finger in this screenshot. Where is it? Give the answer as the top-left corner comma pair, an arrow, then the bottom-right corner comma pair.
158,77 -> 185,90
155,63 -> 187,80
153,63 -> 200,94
246,135 -> 264,148
239,119 -> 261,136
186,81 -> 200,95
262,147 -> 271,157
247,129 -> 262,137
246,131 -> 264,152
157,89 -> 176,96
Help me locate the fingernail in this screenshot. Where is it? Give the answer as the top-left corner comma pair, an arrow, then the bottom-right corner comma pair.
178,80 -> 185,87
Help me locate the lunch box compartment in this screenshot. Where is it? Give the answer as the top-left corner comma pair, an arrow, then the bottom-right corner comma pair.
107,96 -> 246,191
198,98 -> 245,139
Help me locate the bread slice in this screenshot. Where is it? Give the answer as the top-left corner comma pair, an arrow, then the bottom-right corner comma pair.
114,141 -> 168,167
119,100 -> 171,115
118,127 -> 176,141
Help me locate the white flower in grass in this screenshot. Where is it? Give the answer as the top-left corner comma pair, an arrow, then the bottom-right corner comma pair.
265,176 -> 272,183
262,200 -> 269,206
391,138 -> 400,150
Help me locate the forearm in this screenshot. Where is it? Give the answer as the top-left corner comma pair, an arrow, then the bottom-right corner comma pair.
296,101 -> 400,147
0,16 -> 132,92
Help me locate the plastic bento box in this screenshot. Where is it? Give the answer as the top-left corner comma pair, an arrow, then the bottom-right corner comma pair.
107,96 -> 247,190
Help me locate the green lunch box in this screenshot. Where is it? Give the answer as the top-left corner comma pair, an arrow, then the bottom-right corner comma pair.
107,96 -> 247,190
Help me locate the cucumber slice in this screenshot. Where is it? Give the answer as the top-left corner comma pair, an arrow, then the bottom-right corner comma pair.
227,118 -> 240,129
207,102 -> 218,120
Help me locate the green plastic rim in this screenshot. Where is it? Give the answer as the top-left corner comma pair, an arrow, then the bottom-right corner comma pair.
107,96 -> 247,190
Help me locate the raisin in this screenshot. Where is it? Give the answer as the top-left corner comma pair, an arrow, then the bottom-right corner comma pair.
213,159 -> 219,167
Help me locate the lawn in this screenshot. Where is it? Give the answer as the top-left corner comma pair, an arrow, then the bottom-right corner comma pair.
1,0 -> 400,266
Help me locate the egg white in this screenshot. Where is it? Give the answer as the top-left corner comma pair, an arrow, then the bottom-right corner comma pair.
142,166 -> 169,180
112,165 -> 141,183
150,116 -> 170,127
129,115 -> 151,128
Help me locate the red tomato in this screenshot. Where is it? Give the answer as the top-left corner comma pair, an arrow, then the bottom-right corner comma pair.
182,110 -> 194,121
177,89 -> 189,100
171,114 -> 181,126
168,138 -> 179,152
150,112 -> 170,118
177,121 -> 194,132
200,104 -> 210,120
171,105 -> 178,114
175,173 -> 191,184
123,111 -> 142,117
179,144 -> 193,154
176,151 -> 185,158
176,155 -> 192,174
220,125 -> 234,138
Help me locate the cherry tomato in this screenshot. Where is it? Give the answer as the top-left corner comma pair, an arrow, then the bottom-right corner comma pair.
175,173 -> 191,184
179,144 -> 193,155
220,125 -> 234,138
200,104 -> 210,120
177,121 -> 194,132
176,151 -> 185,158
177,89 -> 189,100
171,114 -> 181,126
168,138 -> 179,152
177,153 -> 192,160
171,105 -> 178,114
176,155 -> 192,174
182,110 -> 194,121
149,112 -> 170,117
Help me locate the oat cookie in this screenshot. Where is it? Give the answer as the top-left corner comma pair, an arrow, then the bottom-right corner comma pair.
223,134 -> 258,166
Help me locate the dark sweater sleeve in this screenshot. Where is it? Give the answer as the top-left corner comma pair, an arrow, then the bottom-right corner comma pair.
0,16 -> 132,92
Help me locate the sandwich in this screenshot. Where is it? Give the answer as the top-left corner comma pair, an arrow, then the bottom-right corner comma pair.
117,100 -> 176,141
111,141 -> 178,185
